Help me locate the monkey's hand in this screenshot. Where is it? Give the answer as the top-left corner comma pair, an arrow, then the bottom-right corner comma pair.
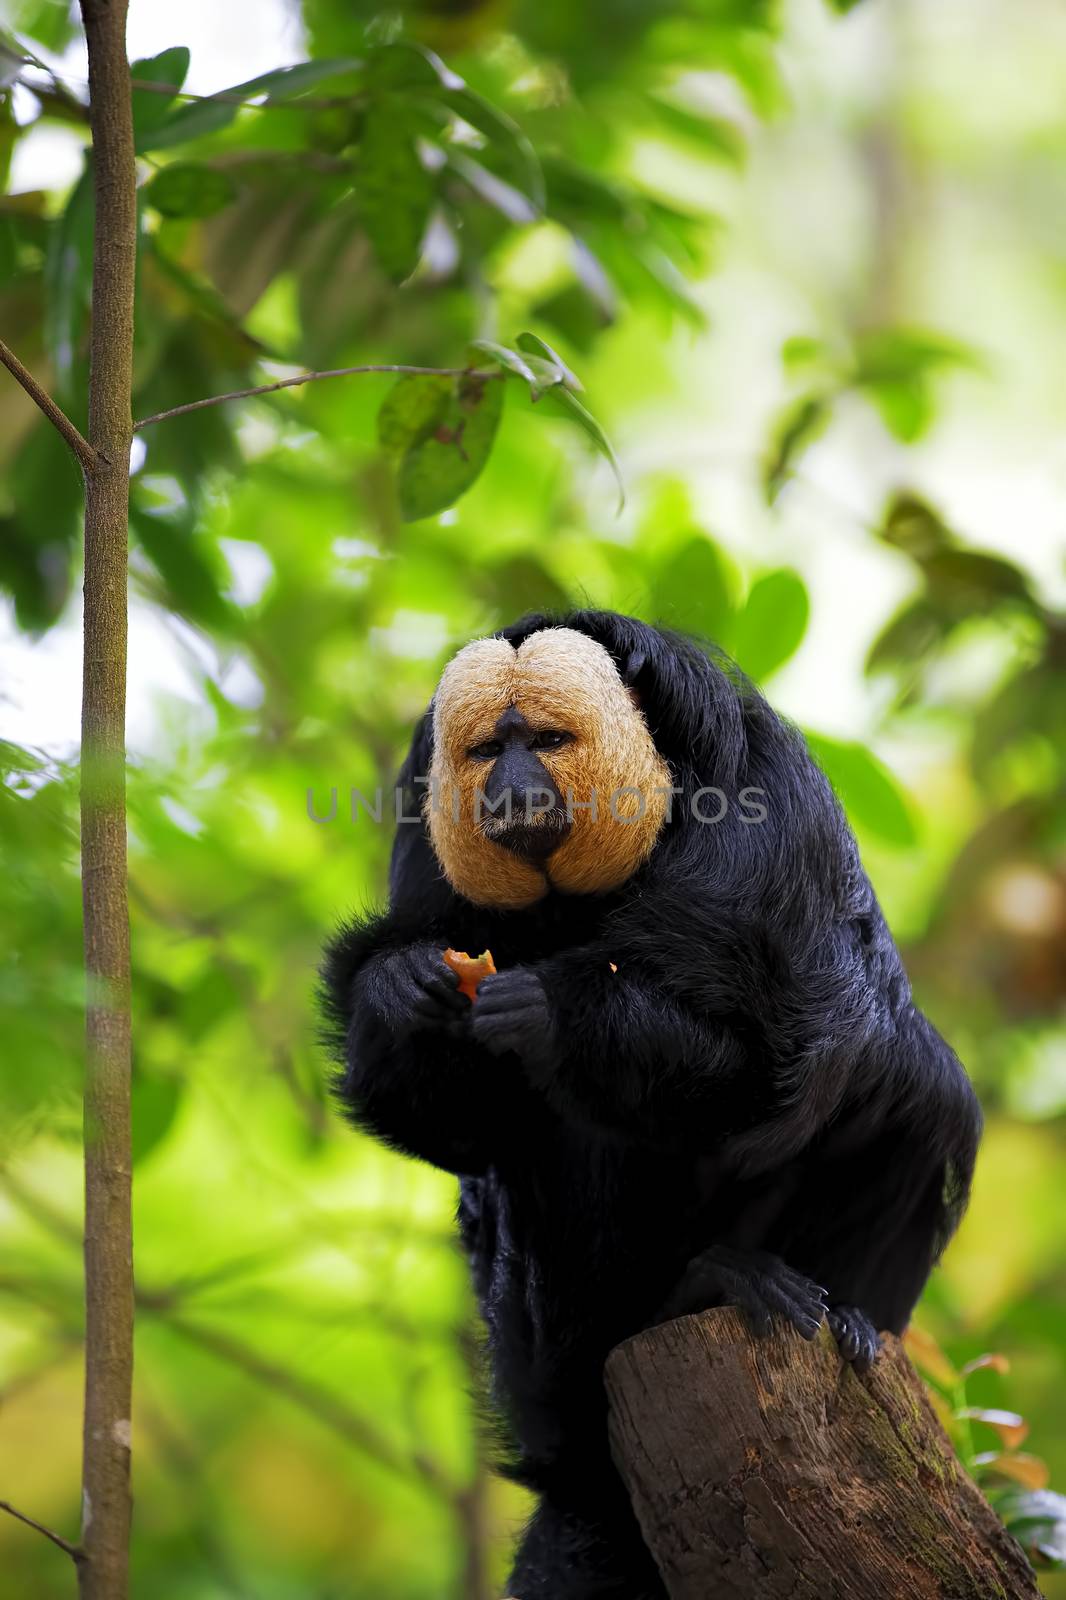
362,944 -> 470,1038
653,1245 -> 828,1343
826,1304 -> 881,1374
471,969 -> 555,1073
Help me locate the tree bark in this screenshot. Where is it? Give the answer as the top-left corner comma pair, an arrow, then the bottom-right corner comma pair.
78,3 -> 137,1598
605,1309 -> 1039,1600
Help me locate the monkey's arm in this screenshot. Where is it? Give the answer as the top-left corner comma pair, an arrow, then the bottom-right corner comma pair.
764,1007 -> 982,1342
472,951 -> 754,1146
321,922 -> 535,1176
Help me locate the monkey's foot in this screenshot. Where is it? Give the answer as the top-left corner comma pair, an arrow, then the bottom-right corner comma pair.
826,1304 -> 881,1374
654,1245 -> 827,1343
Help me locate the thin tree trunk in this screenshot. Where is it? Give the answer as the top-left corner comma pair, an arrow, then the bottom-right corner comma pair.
606,1309 -> 1039,1600
455,1324 -> 494,1600
78,3 -> 137,1597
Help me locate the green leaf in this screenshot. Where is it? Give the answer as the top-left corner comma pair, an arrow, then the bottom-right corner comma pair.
145,162 -> 237,219
446,86 -> 545,212
469,339 -> 537,386
853,329 -> 982,443
0,422 -> 81,627
805,734 -> 918,847
781,335 -> 831,376
763,393 -> 832,503
478,555 -> 570,616
367,40 -> 463,92
139,56 -> 364,151
143,94 -> 239,151
731,569 -> 810,681
997,1490 -> 1066,1568
0,43 -> 19,94
865,597 -> 946,674
10,3 -> 75,51
378,371 -> 504,520
131,1066 -> 183,1166
632,239 -> 706,327
227,57 -> 364,103
651,536 -> 736,640
569,237 -> 618,324
0,89 -> 16,192
647,94 -> 746,165
446,150 -> 538,224
42,162 -> 93,406
516,331 -> 582,392
542,156 -> 630,225
129,498 -> 234,630
378,373 -> 449,454
972,662 -> 1066,783
542,386 -> 625,511
358,103 -> 434,282
523,355 -> 567,398
866,378 -> 933,443
827,0 -> 867,11
854,328 -> 981,384
130,46 -> 190,148
922,548 -> 1032,612
877,492 -> 954,560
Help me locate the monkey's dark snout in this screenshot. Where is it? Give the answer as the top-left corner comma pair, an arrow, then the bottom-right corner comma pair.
478,748 -> 572,860
490,808 -> 572,862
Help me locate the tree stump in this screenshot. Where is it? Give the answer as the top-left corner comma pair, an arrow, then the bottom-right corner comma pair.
605,1308 -> 1039,1600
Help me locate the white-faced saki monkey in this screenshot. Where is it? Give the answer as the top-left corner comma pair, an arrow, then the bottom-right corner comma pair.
321,609 -> 981,1600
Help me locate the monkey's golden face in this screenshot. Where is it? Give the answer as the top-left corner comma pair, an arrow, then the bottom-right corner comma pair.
427,628 -> 672,909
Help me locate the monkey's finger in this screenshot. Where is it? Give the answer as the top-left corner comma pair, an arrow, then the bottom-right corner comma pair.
832,1316 -> 860,1362
852,1335 -> 880,1375
475,985 -> 545,1016
419,973 -> 469,1012
476,1004 -> 545,1029
383,974 -> 425,1020
753,1275 -> 824,1339
828,1306 -> 880,1371
477,970 -> 541,997
410,996 -> 445,1021
430,956 -> 463,991
411,991 -> 466,1023
403,947 -> 458,985
775,1265 -> 829,1302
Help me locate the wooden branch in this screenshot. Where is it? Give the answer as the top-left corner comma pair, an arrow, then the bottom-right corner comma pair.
133,364 -> 501,431
605,1308 -> 1040,1600
77,3 -> 138,1598
0,1498 -> 83,1564
0,337 -> 99,473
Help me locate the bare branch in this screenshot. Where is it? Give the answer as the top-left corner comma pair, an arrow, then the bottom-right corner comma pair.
0,1499 -> 83,1564
77,2 -> 138,1596
0,338 -> 99,473
133,364 -> 502,431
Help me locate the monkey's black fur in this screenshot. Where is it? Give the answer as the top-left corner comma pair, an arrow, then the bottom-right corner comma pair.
320,610 -> 981,1600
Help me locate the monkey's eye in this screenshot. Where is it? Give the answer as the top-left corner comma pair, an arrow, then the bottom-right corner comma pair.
530,730 -> 571,752
467,740 -> 503,761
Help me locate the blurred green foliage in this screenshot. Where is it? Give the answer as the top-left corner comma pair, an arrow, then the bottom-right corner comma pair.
1,0 -> 1065,1595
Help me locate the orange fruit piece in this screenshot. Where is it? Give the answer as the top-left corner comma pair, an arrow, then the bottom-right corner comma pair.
443,947 -> 497,1002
